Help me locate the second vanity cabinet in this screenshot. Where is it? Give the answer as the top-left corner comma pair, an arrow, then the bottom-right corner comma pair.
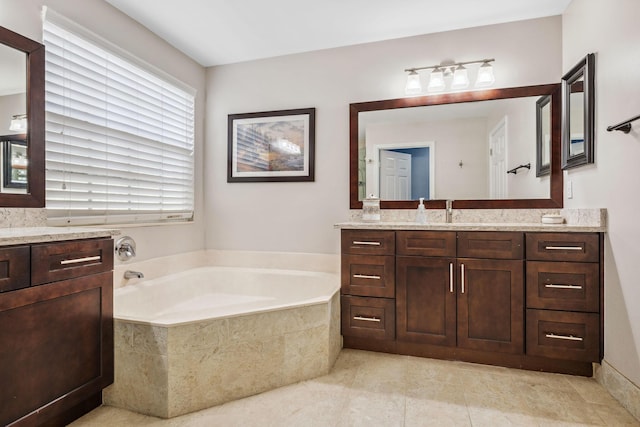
0,237 -> 114,427
341,228 -> 603,376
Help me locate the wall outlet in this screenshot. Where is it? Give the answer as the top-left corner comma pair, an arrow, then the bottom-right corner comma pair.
567,180 -> 573,199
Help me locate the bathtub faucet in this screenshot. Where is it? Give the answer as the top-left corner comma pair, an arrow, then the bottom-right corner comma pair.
124,270 -> 144,279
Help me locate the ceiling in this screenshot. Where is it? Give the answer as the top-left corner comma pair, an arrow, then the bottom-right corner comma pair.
106,0 -> 571,68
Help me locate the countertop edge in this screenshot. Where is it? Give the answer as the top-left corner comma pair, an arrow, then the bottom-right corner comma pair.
0,227 -> 121,246
334,222 -> 606,233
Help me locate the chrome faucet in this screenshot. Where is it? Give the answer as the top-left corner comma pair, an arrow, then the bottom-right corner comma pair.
124,270 -> 144,279
115,236 -> 137,261
445,200 -> 454,223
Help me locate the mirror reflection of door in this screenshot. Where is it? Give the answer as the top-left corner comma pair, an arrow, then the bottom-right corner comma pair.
489,117 -> 507,199
569,78 -> 585,157
379,149 -> 411,200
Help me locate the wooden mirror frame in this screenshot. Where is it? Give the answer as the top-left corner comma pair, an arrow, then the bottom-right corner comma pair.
350,84 -> 563,210
536,94 -> 552,177
561,53 -> 595,170
0,26 -> 45,207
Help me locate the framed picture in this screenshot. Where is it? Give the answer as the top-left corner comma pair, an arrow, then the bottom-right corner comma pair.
3,137 -> 28,189
535,94 -> 552,177
228,108 -> 315,182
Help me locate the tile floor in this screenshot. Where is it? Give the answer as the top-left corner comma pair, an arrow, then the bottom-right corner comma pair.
71,349 -> 639,426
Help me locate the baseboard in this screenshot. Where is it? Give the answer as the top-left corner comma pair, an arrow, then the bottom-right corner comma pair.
595,359 -> 640,421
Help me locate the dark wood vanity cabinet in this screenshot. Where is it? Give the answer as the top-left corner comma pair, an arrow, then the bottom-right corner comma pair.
396,231 -> 524,354
341,229 -> 603,376
0,238 -> 114,427
341,230 -> 396,341
525,233 -> 602,363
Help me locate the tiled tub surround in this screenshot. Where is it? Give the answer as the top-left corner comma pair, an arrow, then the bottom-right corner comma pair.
105,251 -> 341,419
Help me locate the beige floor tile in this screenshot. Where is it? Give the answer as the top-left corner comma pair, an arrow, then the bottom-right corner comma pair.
70,349 -> 639,427
405,396 -> 471,426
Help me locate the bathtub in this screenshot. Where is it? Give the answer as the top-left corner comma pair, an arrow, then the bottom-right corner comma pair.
104,263 -> 341,419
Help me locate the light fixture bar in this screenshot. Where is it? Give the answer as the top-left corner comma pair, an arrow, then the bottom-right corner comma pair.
404,58 -> 495,74
404,58 -> 496,95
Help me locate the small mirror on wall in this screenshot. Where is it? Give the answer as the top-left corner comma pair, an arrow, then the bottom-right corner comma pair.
562,53 -> 595,169
536,94 -> 552,177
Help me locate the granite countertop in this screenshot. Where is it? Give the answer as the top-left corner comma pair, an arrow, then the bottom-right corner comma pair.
334,221 -> 606,233
337,208 -> 607,233
0,227 -> 120,246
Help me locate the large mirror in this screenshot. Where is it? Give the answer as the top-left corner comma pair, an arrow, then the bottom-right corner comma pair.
350,84 -> 563,209
0,26 -> 45,207
562,53 -> 595,169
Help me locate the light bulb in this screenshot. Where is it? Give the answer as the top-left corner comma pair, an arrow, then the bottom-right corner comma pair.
405,70 -> 422,95
475,62 -> 495,87
427,68 -> 445,92
451,65 -> 469,90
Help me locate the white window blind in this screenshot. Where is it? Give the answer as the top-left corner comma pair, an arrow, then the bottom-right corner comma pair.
43,13 -> 195,226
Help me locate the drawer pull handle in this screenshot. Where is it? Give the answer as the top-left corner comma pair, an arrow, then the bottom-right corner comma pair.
353,274 -> 381,280
60,255 -> 102,265
352,241 -> 381,246
544,246 -> 583,251
460,263 -> 465,294
545,333 -> 584,342
354,316 -> 381,323
449,263 -> 454,293
545,284 -> 583,290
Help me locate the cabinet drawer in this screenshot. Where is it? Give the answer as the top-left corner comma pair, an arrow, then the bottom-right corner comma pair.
526,233 -> 599,262
31,238 -> 114,285
526,261 -> 599,312
526,309 -> 599,362
341,254 -> 395,298
341,230 -> 395,255
0,246 -> 30,293
457,232 -> 524,259
397,231 -> 456,257
341,295 -> 395,340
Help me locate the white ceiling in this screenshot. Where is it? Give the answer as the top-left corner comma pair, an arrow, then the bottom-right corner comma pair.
105,0 -> 571,67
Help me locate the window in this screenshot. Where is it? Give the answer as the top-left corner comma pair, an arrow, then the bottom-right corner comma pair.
43,12 -> 195,225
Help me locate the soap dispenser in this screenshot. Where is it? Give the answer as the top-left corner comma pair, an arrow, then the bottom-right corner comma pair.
416,198 -> 427,224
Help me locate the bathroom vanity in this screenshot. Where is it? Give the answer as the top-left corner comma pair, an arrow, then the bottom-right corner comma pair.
0,228 -> 117,427
338,220 -> 604,376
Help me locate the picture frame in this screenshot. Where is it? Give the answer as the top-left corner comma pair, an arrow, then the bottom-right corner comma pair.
2,136 -> 28,189
535,94 -> 552,177
227,108 -> 315,182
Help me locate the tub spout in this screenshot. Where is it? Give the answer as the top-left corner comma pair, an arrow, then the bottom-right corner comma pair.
124,270 -> 144,279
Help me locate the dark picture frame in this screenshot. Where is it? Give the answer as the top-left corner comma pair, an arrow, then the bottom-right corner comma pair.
2,135 -> 28,189
227,108 -> 315,182
536,94 -> 552,177
561,53 -> 595,170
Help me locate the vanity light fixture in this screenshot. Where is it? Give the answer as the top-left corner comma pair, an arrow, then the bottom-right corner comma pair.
405,70 -> 422,94
404,58 -> 495,95
426,67 -> 446,92
450,64 -> 469,90
9,114 -> 27,132
475,61 -> 496,87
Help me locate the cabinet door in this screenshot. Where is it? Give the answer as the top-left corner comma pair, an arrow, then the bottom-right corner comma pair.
396,256 -> 456,346
0,271 -> 113,426
457,258 -> 524,354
